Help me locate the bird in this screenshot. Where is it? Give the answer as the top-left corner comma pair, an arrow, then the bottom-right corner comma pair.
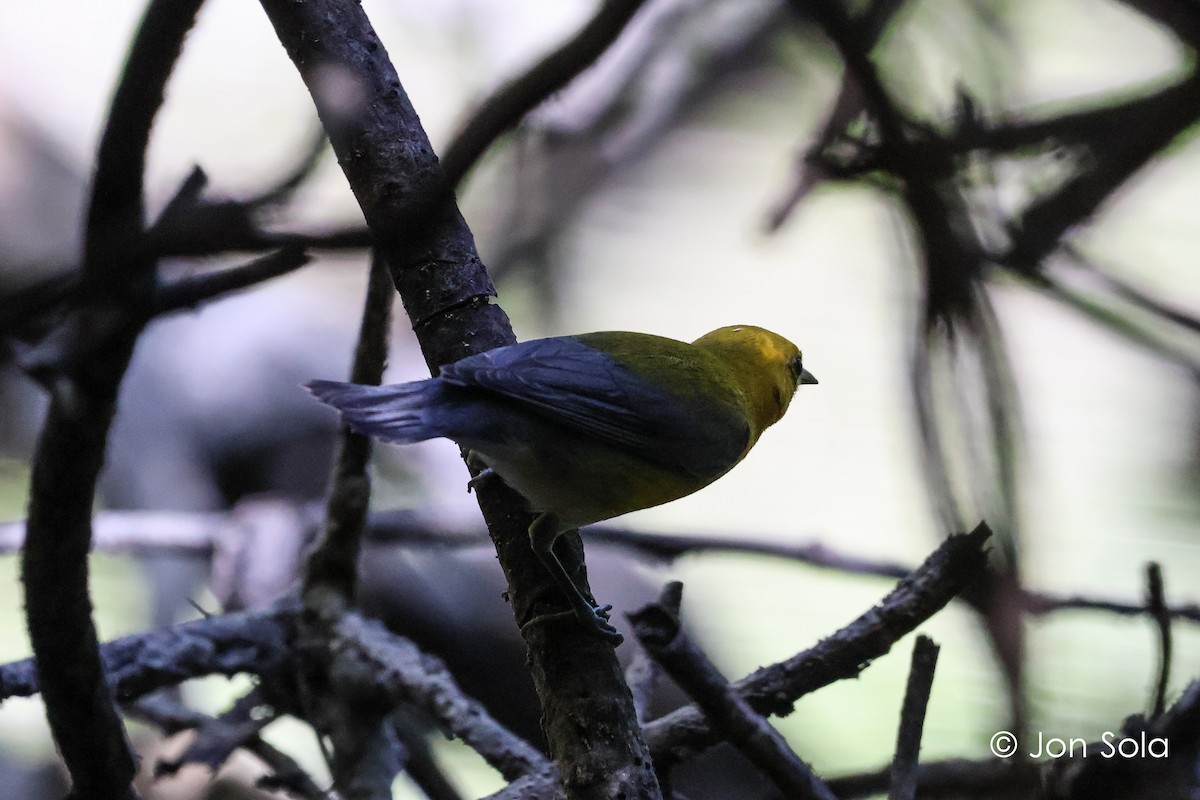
307,325 -> 816,643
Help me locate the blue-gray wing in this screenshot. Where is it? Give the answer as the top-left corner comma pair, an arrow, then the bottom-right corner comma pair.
438,335 -> 747,477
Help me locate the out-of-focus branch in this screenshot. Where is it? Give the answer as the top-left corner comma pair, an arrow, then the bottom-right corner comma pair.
5,507 -> 1198,625
303,253 -> 393,610
440,0 -> 650,189
154,246 -> 310,312
295,251 -> 396,798
768,0 -> 909,230
888,635 -> 940,800
1145,562 -> 1171,719
127,693 -> 325,800
0,509 -> 221,555
151,688 -> 276,778
584,525 -> 912,578
20,1 -> 206,797
1002,75 -> 1200,273
626,581 -> 682,725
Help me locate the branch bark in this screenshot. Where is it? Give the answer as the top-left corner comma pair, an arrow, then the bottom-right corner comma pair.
256,4 -> 659,796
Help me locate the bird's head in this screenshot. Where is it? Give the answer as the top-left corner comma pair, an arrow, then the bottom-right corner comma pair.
692,325 -> 817,432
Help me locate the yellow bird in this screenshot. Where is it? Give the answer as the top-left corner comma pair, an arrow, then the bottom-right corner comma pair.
308,325 -> 816,642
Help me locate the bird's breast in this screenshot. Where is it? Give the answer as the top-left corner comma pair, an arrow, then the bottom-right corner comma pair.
470,430 -> 717,530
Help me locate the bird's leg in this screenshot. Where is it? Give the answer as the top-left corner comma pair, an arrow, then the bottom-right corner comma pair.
525,512 -> 623,644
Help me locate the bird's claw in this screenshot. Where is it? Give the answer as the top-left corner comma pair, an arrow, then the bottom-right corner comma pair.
586,607 -> 624,645
467,466 -> 497,494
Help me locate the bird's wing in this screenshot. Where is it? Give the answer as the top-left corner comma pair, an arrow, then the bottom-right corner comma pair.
438,334 -> 748,475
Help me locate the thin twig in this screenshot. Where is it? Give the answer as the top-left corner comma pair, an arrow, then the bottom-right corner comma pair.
584,526 -> 911,578
439,0 -> 650,189
644,525 -> 990,769
303,252 -> 393,611
294,251 -> 397,799
1145,562 -> 1172,718
155,246 -> 311,312
888,635 -> 940,800
630,594 -> 838,800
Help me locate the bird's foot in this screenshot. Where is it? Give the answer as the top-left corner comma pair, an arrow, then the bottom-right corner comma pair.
521,604 -> 623,645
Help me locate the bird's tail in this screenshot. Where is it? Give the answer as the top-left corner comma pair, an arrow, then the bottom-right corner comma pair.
306,378 -> 446,444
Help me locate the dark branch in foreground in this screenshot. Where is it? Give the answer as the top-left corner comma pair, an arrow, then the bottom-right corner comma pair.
150,688 -> 276,778
0,603 -> 294,701
20,1 -> 205,797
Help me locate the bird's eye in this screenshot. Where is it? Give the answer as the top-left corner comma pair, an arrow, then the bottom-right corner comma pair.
788,354 -> 804,378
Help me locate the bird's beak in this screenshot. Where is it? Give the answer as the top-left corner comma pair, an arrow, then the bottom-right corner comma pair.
799,369 -> 818,386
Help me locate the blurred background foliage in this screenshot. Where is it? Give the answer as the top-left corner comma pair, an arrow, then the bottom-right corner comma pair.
0,0 -> 1198,797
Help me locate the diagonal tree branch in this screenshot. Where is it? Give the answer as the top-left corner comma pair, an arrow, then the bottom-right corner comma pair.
256,2 -> 661,797
631,593 -> 838,800
644,525 -> 990,769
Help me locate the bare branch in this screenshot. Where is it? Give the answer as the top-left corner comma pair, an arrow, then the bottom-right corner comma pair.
328,612 -> 549,782
644,525 -> 990,768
